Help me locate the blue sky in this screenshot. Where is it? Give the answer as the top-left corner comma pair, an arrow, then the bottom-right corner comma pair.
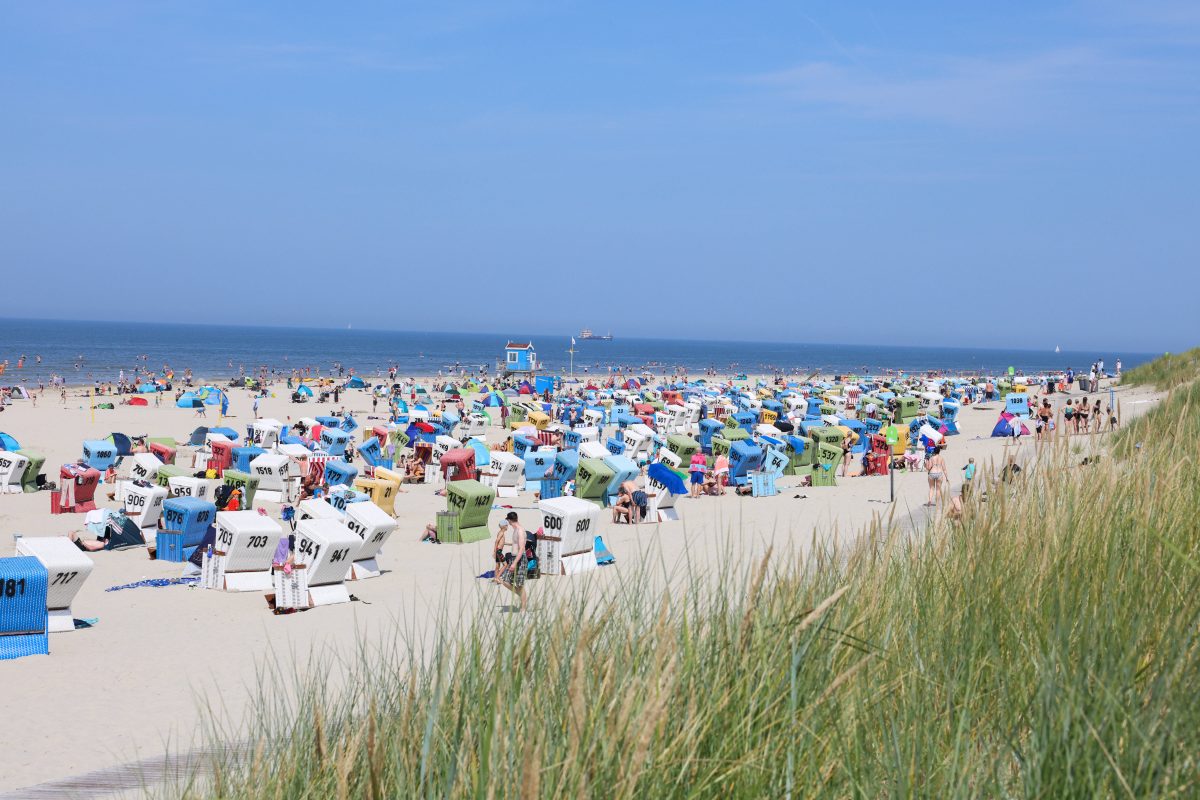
1,1 -> 1196,352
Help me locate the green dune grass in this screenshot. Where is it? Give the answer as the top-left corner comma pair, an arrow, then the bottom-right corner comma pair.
1122,347 -> 1200,390
185,353 -> 1200,799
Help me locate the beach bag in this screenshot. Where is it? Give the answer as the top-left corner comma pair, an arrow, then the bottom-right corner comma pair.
525,527 -> 541,578
214,483 -> 234,509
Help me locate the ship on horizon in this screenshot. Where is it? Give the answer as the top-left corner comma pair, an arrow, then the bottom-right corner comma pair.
579,328 -> 613,341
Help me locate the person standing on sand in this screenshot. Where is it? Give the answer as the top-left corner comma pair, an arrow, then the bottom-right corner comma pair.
926,445 -> 947,507
491,517 -> 511,584
1036,399 -> 1052,442
499,512 -> 528,611
688,451 -> 707,498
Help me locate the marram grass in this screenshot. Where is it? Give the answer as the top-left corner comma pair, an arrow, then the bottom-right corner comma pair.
180,356 -> 1200,799
1122,346 -> 1200,390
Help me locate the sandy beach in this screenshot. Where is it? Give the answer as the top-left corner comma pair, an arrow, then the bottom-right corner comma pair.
0,377 -> 1160,793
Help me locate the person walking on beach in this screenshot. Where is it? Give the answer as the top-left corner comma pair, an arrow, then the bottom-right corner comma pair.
926,445 -> 947,507
498,512 -> 528,611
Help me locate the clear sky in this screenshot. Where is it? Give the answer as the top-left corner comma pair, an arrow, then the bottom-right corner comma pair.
1,1 -> 1196,352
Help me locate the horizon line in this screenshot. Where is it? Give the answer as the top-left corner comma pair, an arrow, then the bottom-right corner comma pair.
0,315 -> 1161,358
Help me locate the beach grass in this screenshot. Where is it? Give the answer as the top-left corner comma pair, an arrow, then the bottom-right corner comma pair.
1121,346 -> 1200,390
183,353 -> 1200,799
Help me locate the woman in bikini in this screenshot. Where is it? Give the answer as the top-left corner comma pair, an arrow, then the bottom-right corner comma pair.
1037,399 -> 1053,442
926,444 -> 947,507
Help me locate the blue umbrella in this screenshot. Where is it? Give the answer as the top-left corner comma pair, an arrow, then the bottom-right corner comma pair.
647,463 -> 687,496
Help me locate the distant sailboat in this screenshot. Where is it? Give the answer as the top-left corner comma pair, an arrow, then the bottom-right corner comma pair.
1055,345 -> 1061,353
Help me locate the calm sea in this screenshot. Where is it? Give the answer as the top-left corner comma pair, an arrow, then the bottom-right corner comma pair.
0,318 -> 1151,385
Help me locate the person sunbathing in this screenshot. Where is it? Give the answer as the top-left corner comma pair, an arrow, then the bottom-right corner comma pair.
403,459 -> 426,484
69,530 -> 109,552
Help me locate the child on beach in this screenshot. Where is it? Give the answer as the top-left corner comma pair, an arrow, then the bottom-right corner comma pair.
688,451 -> 707,498
962,458 -> 976,499
492,517 -> 511,582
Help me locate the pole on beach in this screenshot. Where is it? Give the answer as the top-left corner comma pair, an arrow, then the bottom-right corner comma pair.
569,341 -> 575,380
89,387 -> 94,425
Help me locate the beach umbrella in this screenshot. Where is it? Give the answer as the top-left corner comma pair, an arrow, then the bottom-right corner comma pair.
647,463 -> 687,496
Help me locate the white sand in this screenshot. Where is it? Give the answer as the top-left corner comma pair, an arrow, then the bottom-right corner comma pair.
0,380 -> 1159,791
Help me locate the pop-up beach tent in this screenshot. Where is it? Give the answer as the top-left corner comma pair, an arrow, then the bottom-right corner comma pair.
4,386 -> 30,400
991,411 -> 1030,438
107,433 -> 133,456
0,432 -> 20,451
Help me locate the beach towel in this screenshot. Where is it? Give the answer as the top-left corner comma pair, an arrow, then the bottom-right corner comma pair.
594,535 -> 615,565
